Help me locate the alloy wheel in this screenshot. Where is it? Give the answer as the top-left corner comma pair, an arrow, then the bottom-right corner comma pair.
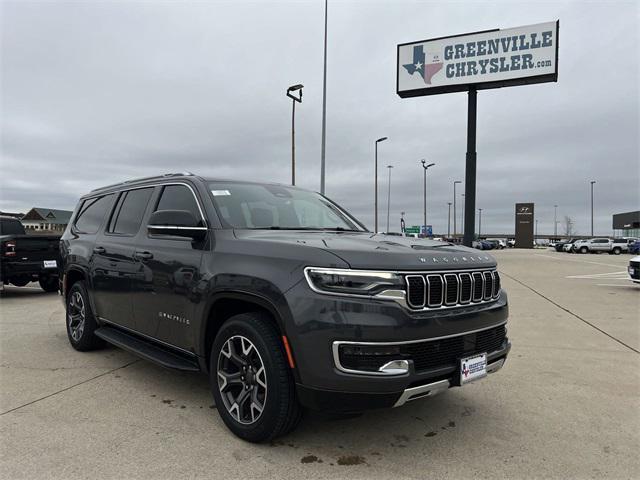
68,291 -> 86,342
217,335 -> 267,425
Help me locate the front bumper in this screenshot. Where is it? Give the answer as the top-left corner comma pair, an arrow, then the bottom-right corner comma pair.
284,281 -> 510,410
297,345 -> 510,413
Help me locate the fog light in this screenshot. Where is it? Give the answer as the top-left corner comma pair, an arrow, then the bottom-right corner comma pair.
338,344 -> 409,374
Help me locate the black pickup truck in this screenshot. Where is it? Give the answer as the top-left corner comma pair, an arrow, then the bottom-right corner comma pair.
0,216 -> 61,292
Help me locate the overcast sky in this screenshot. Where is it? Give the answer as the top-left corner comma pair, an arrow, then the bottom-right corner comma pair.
1,0 -> 638,236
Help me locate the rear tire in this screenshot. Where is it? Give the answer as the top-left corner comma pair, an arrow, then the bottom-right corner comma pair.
65,281 -> 105,351
612,247 -> 621,255
209,312 -> 302,442
39,276 -> 59,293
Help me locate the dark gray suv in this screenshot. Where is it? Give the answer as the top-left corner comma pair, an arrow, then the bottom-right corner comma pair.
60,173 -> 510,442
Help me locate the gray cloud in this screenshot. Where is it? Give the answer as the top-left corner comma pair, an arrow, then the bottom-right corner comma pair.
1,0 -> 638,236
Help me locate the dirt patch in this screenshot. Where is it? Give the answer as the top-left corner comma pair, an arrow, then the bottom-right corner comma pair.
301,455 -> 322,464
337,455 -> 365,466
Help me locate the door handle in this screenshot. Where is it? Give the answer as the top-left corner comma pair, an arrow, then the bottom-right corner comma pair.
93,246 -> 106,254
134,251 -> 154,261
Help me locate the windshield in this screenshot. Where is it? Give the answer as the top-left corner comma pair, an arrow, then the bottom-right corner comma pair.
208,182 -> 366,231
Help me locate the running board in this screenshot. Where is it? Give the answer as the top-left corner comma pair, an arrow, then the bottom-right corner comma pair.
95,326 -> 200,372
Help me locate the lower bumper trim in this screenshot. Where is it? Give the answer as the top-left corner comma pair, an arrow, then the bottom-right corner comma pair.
393,357 -> 505,408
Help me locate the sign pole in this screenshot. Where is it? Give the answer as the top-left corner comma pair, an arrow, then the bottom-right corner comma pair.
463,86 -> 477,247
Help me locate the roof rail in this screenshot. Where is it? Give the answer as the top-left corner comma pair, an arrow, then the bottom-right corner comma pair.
90,172 -> 194,192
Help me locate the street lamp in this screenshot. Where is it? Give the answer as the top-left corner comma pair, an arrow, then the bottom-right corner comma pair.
420,160 -> 435,231
590,180 -> 596,236
447,202 -> 452,238
286,84 -> 303,186
554,204 -> 558,237
535,219 -> 539,238
374,137 -> 388,232
453,180 -> 462,238
386,165 -> 394,234
461,193 -> 465,236
478,208 -> 483,237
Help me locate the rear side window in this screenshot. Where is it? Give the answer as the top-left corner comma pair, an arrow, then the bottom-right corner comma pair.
108,188 -> 154,235
155,185 -> 203,225
75,195 -> 114,234
0,219 -> 24,235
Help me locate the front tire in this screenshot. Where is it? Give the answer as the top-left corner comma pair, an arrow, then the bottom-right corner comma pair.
65,281 -> 104,351
209,312 -> 302,442
580,247 -> 588,254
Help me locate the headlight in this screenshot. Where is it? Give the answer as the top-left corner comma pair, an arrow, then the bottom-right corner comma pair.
304,267 -> 404,296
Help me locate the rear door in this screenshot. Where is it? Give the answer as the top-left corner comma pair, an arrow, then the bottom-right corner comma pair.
131,183 -> 207,351
90,187 -> 155,330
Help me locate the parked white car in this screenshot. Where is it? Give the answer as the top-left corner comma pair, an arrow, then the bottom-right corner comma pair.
563,242 -> 575,252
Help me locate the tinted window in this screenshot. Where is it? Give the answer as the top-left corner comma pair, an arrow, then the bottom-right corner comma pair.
75,195 -> 114,234
109,188 -> 154,235
155,185 -> 202,224
0,219 -> 25,235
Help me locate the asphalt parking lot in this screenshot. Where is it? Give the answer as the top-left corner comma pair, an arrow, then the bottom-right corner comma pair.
1,249 -> 638,479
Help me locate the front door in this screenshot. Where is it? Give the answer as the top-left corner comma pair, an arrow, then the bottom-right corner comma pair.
132,184 -> 207,351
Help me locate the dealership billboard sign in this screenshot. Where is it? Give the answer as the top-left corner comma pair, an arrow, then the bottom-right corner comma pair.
515,203 -> 535,249
397,21 -> 559,97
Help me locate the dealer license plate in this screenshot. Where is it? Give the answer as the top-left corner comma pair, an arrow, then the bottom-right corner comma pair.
43,260 -> 57,268
460,353 -> 487,384
629,267 -> 635,276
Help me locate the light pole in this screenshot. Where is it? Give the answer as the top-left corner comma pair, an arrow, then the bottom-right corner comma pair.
447,202 -> 452,238
453,180 -> 462,238
535,219 -> 539,238
554,204 -> 558,237
461,193 -> 465,236
320,0 -> 328,195
386,165 -> 393,233
478,208 -> 482,237
421,160 -> 435,231
286,84 -> 303,186
374,137 -> 388,232
590,180 -> 596,236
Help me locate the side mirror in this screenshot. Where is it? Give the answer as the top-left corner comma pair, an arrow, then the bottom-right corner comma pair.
147,210 -> 206,240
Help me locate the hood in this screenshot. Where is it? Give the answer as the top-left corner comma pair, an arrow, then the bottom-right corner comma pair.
233,230 -> 496,270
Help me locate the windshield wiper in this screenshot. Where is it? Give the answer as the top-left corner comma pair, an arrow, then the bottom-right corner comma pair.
317,227 -> 361,232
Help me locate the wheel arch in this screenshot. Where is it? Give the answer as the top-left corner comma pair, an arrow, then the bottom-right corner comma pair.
199,292 -> 290,374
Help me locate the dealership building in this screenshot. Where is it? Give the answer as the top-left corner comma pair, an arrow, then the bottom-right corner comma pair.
20,207 -> 73,232
613,210 -> 640,238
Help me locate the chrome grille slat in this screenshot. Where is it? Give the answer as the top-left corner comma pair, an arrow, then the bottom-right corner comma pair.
404,269 -> 500,311
405,275 -> 426,308
443,274 -> 459,306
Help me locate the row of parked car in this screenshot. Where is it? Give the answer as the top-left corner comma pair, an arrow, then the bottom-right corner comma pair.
552,237 -> 640,255
472,238 -> 510,250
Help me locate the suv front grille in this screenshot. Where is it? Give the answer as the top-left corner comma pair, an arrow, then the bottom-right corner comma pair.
401,324 -> 507,372
404,270 -> 500,310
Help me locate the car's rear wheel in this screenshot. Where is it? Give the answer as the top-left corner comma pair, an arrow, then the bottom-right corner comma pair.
66,281 -> 105,351
39,276 -> 58,292
209,312 -> 302,442
612,247 -> 621,255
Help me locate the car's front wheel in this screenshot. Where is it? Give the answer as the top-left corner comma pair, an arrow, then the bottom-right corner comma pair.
210,312 -> 302,442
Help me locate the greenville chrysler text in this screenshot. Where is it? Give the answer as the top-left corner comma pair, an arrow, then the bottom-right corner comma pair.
60,173 -> 510,442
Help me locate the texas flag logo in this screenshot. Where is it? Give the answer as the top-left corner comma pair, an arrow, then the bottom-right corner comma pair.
462,362 -> 470,378
403,45 -> 443,84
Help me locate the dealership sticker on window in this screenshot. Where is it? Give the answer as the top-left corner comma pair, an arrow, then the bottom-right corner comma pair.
43,260 -> 57,268
211,190 -> 231,196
